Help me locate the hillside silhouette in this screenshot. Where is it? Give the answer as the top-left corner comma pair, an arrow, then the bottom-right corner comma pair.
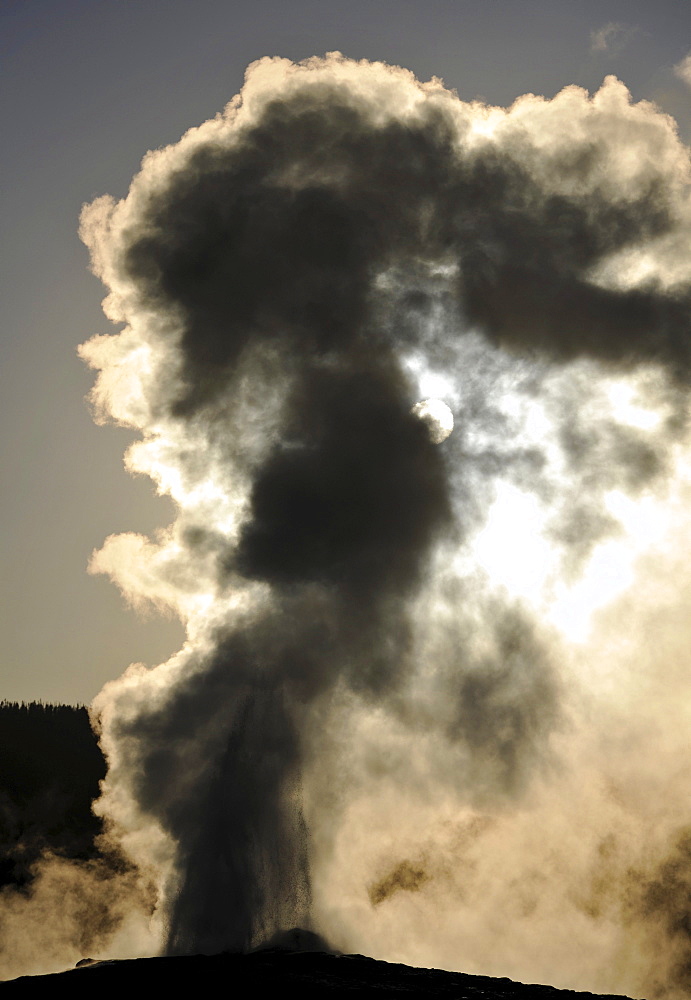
3,948 -> 641,998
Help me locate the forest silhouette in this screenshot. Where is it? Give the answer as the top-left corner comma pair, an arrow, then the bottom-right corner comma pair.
0,702 -> 105,891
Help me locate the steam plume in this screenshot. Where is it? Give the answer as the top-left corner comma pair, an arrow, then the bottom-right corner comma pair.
70,54 -> 691,995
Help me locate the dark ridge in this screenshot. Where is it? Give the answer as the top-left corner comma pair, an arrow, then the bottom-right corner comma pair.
0,702 -> 105,889
1,948 -> 643,999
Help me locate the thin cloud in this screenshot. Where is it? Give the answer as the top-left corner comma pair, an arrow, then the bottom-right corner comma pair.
674,51 -> 691,88
590,22 -> 637,57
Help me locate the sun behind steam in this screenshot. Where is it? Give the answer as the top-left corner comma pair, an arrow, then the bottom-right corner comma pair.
411,398 -> 454,443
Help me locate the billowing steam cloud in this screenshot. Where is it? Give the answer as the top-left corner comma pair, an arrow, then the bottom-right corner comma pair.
13,54 -> 691,994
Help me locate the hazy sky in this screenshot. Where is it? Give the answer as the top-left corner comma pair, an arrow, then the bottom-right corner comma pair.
3,0 -> 691,705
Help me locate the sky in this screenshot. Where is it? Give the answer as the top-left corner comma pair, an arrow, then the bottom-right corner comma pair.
2,0 -> 690,705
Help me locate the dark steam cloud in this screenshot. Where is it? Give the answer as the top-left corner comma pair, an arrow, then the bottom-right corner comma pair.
368,859 -> 430,905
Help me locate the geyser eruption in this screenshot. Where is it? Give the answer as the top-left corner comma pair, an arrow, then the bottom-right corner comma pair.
69,53 -> 691,996
82,54 -> 457,956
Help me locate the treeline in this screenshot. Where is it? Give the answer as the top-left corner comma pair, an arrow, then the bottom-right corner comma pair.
0,702 -> 106,889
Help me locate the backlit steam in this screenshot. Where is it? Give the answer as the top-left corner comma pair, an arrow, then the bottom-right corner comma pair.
411,399 -> 454,443
18,54 -> 691,994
